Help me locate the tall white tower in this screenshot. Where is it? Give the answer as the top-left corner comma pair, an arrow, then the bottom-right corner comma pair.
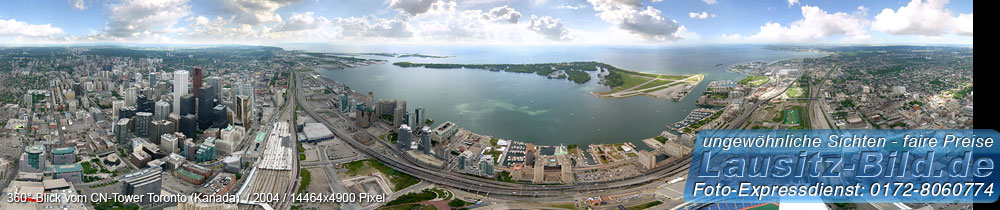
173,70 -> 189,115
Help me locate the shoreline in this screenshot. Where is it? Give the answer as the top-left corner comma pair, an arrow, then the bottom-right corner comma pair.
307,52 -> 825,148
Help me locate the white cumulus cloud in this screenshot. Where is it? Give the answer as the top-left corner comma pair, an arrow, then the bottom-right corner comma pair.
273,11 -> 330,32
688,12 -> 714,19
69,0 -> 87,10
953,13 -> 972,36
587,0 -> 688,41
213,0 -> 301,26
103,0 -> 192,39
528,15 -> 570,41
0,19 -> 64,37
334,16 -> 414,40
483,5 -> 522,24
390,0 -> 440,16
738,5 -> 869,43
872,0 -> 956,36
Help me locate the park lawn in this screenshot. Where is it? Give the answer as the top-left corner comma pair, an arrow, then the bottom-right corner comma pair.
297,169 -> 312,193
783,109 -> 800,125
344,160 -> 420,191
740,76 -> 769,87
786,87 -> 805,98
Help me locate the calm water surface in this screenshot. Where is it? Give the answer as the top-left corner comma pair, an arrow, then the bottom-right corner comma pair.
282,44 -> 824,147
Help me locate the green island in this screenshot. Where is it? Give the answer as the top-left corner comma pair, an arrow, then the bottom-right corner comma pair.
393,61 -> 704,101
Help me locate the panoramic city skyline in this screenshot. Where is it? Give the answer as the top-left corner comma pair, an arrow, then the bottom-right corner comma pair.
0,0 -> 974,45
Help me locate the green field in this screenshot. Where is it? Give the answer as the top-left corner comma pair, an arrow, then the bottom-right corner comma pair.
739,76 -> 769,87
783,109 -> 800,125
344,160 -> 420,191
786,87 -> 805,98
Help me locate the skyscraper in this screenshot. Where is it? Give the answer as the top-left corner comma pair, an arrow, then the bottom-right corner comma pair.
415,107 -> 426,129
397,124 -> 412,150
115,118 -> 132,149
179,94 -> 196,116
235,95 -> 251,127
192,67 -> 203,99
198,85 -> 217,130
148,72 -> 157,88
339,93 -> 349,112
125,87 -> 137,107
179,114 -> 197,138
173,70 -> 189,115
420,127 -> 432,154
154,100 -> 170,121
151,120 -> 175,145
212,104 -> 227,128
393,106 -> 405,128
112,100 -> 125,121
205,76 -> 221,99
134,112 -> 153,138
136,94 -> 152,113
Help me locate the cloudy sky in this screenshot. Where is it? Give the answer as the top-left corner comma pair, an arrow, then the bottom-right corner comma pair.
0,0 -> 973,45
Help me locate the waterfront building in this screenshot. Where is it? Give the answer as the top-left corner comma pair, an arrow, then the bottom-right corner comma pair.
415,107 -> 426,129
339,93 -> 349,112
479,155 -> 495,177
420,127 -> 432,155
393,107 -> 405,129
637,150 -> 655,170
355,103 -> 376,128
432,121 -> 458,143
397,124 -> 412,150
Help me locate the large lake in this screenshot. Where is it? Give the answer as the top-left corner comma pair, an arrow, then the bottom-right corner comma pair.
282,44 -> 824,147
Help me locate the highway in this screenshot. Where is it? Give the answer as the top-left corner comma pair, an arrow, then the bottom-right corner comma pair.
293,71 -> 693,198
724,78 -> 792,129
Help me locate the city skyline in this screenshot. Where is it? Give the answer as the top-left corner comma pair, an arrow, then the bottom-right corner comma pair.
0,0 -> 974,45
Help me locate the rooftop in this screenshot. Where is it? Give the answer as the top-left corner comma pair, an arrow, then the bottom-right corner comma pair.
52,147 -> 75,155
25,145 -> 45,154
54,164 -> 83,173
